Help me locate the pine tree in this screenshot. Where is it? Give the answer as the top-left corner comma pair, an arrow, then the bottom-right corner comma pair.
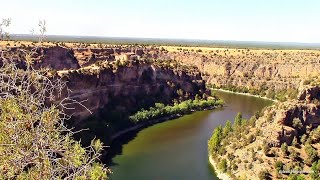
209,125 -> 223,153
223,120 -> 233,137
234,112 -> 243,128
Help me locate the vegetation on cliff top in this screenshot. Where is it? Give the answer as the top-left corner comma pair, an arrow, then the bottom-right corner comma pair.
208,85 -> 320,179
208,83 -> 299,102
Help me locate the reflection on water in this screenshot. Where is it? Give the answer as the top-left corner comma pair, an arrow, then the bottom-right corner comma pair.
109,90 -> 273,180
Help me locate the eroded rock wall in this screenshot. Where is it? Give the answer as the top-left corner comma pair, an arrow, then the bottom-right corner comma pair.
57,63 -> 205,121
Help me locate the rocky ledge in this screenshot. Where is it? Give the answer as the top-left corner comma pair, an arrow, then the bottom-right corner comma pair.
208,82 -> 320,179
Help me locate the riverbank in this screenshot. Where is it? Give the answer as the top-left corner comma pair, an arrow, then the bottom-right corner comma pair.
110,105 -> 219,141
109,90 -> 273,179
110,114 -> 181,140
212,88 -> 277,102
209,156 -> 232,180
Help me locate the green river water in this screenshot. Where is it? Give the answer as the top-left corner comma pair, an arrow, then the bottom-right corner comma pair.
109,90 -> 273,180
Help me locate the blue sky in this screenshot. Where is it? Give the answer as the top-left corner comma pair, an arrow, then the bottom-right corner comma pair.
0,0 -> 319,43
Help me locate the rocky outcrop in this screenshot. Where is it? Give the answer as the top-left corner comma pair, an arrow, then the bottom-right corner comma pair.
57,62 -> 205,122
153,50 -> 320,92
0,46 -> 80,70
1,44 -> 207,140
5,43 -> 319,94
298,86 -> 320,102
33,46 -> 80,70
211,84 -> 320,179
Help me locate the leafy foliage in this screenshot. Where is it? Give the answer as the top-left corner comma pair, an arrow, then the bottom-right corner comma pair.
129,99 -> 223,123
258,170 -> 270,180
222,120 -> 232,137
208,125 -> 223,154
281,143 -> 288,155
274,161 -> 283,172
218,159 -> 228,173
305,144 -> 318,165
311,160 -> 320,180
0,63 -> 109,179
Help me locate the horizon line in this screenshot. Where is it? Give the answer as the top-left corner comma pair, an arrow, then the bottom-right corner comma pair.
9,34 -> 320,45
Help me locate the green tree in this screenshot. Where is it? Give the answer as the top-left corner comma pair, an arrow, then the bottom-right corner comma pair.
292,118 -> 303,130
209,125 -> 223,153
311,160 -> 320,180
223,120 -> 232,137
0,63 -> 109,179
263,142 -> 270,156
234,112 -> 243,128
274,161 -> 283,172
218,159 -> 228,173
281,142 -> 288,155
258,170 -> 270,180
291,137 -> 298,146
313,126 -> 320,143
289,147 -> 299,160
287,174 -> 305,180
301,134 -> 307,144
305,144 -> 318,165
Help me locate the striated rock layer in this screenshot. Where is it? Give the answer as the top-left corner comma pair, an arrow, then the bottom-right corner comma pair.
153,49 -> 320,92
209,83 -> 320,179
57,62 -> 205,121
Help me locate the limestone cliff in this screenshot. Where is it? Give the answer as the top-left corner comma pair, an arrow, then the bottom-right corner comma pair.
209,82 -> 320,179
57,62 -> 205,122
0,46 -> 80,70
5,43 -> 320,95
153,49 -> 320,94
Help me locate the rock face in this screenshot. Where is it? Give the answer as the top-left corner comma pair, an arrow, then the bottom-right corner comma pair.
58,63 -> 205,121
0,46 -> 80,70
1,44 -> 207,136
257,85 -> 320,147
213,84 -> 320,179
33,46 -> 80,70
152,50 -> 320,92
5,44 -> 319,94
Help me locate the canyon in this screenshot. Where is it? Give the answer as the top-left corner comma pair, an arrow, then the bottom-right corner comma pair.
208,80 -> 320,179
2,41 -> 320,179
3,41 -> 320,94
0,42 -> 208,145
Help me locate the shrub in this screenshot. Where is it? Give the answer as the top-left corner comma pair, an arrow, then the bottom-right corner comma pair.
281,143 -> 288,155
263,142 -> 271,155
246,134 -> 255,144
303,79 -> 311,85
289,147 -> 299,160
292,118 -> 303,130
311,160 -> 320,179
313,126 -> 320,143
287,174 -> 305,180
218,159 -> 228,173
305,145 -> 318,165
301,134 -> 307,144
291,137 -> 298,147
258,170 -> 270,180
274,161 -> 284,172
0,63 -> 108,179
